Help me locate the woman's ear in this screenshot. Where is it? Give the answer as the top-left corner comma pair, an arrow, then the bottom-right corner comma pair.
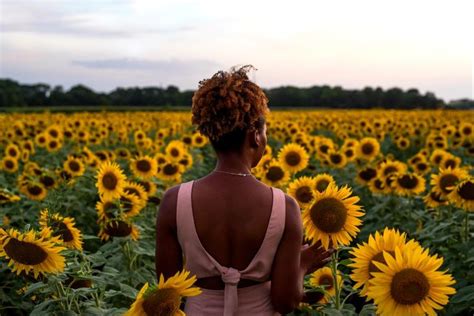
248,128 -> 260,149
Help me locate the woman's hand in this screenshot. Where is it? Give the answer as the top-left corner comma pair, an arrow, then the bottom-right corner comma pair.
300,240 -> 335,275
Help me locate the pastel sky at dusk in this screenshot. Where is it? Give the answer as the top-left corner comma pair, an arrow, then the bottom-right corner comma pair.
1,0 -> 472,101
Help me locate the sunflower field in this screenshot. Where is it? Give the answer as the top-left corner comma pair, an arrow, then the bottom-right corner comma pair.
0,109 -> 473,315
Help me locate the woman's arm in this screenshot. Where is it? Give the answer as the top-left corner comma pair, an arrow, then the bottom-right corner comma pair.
270,195 -> 333,314
155,185 -> 183,280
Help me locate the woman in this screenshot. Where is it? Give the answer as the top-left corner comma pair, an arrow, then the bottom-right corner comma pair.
156,65 -> 334,315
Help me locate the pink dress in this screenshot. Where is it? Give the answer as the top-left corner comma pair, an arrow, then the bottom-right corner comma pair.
176,180 -> 286,316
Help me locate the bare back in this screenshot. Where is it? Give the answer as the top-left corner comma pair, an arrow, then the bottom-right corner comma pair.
192,175 -> 273,275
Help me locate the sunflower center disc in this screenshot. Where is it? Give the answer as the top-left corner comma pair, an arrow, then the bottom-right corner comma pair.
170,148 -> 179,157
266,166 -> 284,182
330,154 -> 342,164
439,174 -> 458,194
5,160 -> 14,169
143,288 -> 181,316
310,197 -> 347,233
285,151 -> 301,166
359,168 -> 377,181
368,251 -> 395,274
163,164 -> 178,175
444,159 -> 456,168
137,160 -> 151,172
102,173 -> 118,190
69,161 -> 80,172
397,175 -> 419,189
125,187 -> 140,197
296,186 -> 313,203
361,143 -> 374,155
391,268 -> 430,305
319,274 -> 334,290
52,221 -> 74,242
28,185 -> 43,196
104,221 -> 132,237
4,238 -> 48,265
40,175 -> 55,188
458,181 -> 474,200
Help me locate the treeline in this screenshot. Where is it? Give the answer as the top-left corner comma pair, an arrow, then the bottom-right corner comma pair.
0,78 -> 464,109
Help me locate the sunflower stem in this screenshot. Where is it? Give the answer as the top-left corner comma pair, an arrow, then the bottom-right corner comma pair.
330,248 -> 341,310
463,211 -> 469,243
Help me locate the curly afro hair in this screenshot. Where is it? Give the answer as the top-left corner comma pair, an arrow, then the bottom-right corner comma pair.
192,65 -> 270,152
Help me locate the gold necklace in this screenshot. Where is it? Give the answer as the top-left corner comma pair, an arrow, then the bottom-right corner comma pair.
213,169 -> 253,177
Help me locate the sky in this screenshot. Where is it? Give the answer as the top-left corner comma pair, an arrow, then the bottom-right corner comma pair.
0,0 -> 473,102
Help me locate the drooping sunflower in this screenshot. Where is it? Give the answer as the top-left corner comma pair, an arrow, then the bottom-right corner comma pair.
313,173 -> 336,193
302,183 -> 364,250
277,143 -> 309,174
287,176 -> 316,209
63,156 -> 85,177
309,267 -> 343,304
1,156 -> 19,173
0,188 -> 21,204
430,167 -> 469,198
391,173 -> 426,196
39,209 -> 83,251
130,155 -> 158,179
447,178 -> 474,211
98,219 -> 140,241
261,160 -> 290,188
356,137 -> 380,161
349,228 -> 409,297
119,192 -> 143,217
125,269 -> 202,316
0,227 -> 66,279
367,246 -> 456,316
96,161 -> 127,201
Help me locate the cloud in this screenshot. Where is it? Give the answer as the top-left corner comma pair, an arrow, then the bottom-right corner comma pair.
71,58 -> 220,73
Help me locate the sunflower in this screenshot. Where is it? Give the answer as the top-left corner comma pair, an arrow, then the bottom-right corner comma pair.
309,267 -> 343,304
39,171 -> 58,190
356,137 -> 380,161
368,177 -> 391,194
327,149 -> 347,169
46,139 -> 62,152
0,227 -> 66,279
349,228 -> 409,297
302,183 -> 364,250
5,143 -> 21,159
125,269 -> 202,316
98,219 -> 140,241
440,155 -> 461,170
0,188 -> 21,204
395,137 -> 410,150
154,152 -> 169,166
165,140 -> 187,162
377,160 -> 407,180
367,246 -> 456,315
96,199 -> 121,221
35,133 -> 49,148
119,192 -> 143,217
39,209 -> 83,251
191,133 -> 207,148
63,156 -> 85,177
1,156 -> 19,173
287,177 -> 316,209
130,155 -> 158,179
423,190 -> 448,208
429,149 -> 448,166
313,173 -> 336,193
21,182 -> 47,201
96,161 -> 127,201
123,181 -> 148,208
430,167 -> 469,198
115,147 -> 132,160
136,180 -> 157,197
391,173 -> 426,196
447,178 -> 474,211
356,167 -> 378,185
157,161 -> 185,183
261,160 -> 290,188
278,143 -> 309,174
